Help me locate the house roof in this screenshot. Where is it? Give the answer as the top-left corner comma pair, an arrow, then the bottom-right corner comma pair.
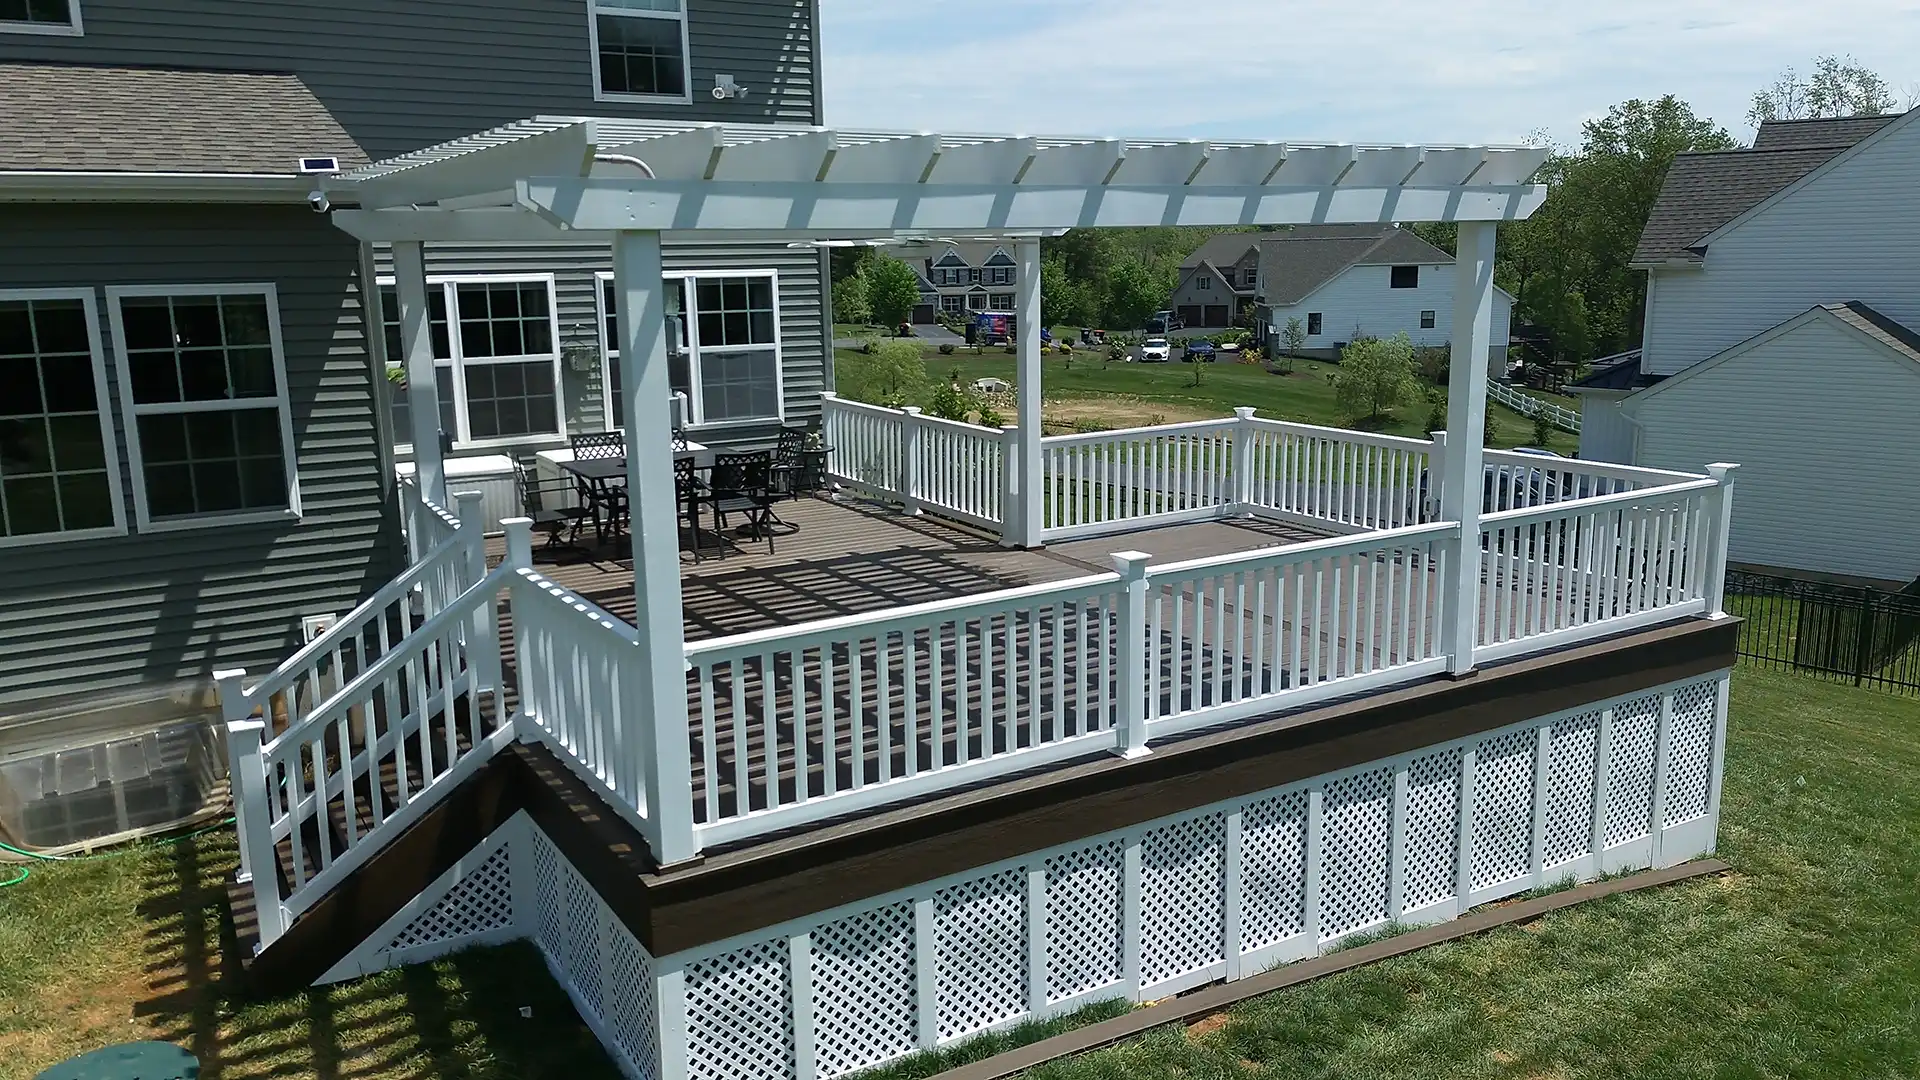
0,62 -> 366,175
1258,224 -> 1456,306
1180,233 -> 1262,270
1567,349 -> 1666,393
1627,302 -> 1920,406
1826,301 -> 1920,364
1631,114 -> 1900,266
900,240 -> 1014,270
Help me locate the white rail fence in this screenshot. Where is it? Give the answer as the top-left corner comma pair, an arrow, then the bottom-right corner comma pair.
1038,418 -> 1237,540
1240,418 -> 1435,533
822,394 -> 1011,531
1487,378 -> 1580,434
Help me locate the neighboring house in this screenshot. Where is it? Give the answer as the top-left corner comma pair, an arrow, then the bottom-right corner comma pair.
1256,224 -> 1512,363
1572,111 -> 1920,584
893,240 -> 1024,319
0,0 -> 824,710
1168,233 -> 1262,328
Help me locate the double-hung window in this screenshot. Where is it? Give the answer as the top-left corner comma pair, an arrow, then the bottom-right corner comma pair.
1,0 -> 83,35
589,0 -> 690,103
379,276 -> 563,448
599,271 -> 783,429
0,289 -> 123,545
107,285 -> 300,529
988,294 -> 1014,311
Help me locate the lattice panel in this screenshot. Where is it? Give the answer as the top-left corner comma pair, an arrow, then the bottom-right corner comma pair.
934,870 -> 1026,1039
566,870 -> 606,1022
386,844 -> 514,952
607,926 -> 661,1080
1470,729 -> 1536,892
1543,712 -> 1599,867
1319,768 -> 1391,939
815,901 -> 917,1075
532,829 -> 564,959
1402,748 -> 1461,912
1139,813 -> 1225,988
1045,840 -> 1124,1003
1605,694 -> 1660,847
685,939 -> 794,1080
1664,680 -> 1718,826
1238,790 -> 1307,953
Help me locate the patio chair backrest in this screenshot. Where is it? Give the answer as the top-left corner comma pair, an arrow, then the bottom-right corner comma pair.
671,429 -> 690,453
572,431 -> 624,461
514,459 -> 559,515
709,451 -> 772,497
774,427 -> 806,463
673,455 -> 702,497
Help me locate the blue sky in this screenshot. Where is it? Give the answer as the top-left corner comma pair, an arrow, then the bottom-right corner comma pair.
818,1 -> 1920,148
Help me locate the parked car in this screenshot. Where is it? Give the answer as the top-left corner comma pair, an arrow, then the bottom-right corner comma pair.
1141,337 -> 1172,362
1185,339 -> 1216,362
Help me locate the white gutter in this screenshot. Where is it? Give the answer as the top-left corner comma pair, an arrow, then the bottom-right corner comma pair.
0,171 -> 324,204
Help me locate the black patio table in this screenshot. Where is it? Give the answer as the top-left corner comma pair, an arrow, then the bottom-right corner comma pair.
561,457 -> 629,545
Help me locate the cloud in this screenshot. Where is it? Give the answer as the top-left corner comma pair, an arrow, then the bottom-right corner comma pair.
820,0 -> 1920,145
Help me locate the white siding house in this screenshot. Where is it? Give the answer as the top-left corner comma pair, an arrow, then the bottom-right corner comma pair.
1625,306 -> 1920,583
1266,261 -> 1513,364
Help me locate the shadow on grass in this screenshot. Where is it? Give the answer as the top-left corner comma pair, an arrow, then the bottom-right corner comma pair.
851,999 -> 1134,1080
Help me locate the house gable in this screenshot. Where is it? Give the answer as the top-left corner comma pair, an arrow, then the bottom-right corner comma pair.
1627,303 -> 1920,411
1693,108 -> 1920,255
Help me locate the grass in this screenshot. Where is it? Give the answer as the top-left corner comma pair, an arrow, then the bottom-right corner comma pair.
839,348 -> 1579,453
8,668 -> 1917,1078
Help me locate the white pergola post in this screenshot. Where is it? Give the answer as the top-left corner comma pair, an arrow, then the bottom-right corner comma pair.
1439,221 -> 1498,676
1015,239 -> 1044,548
392,240 -> 445,508
612,229 -> 697,865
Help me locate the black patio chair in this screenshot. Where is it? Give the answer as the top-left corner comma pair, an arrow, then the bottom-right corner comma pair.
571,431 -> 624,460
513,459 -> 592,552
569,431 -> 628,539
701,451 -> 778,556
674,456 -> 710,562
770,426 -> 808,499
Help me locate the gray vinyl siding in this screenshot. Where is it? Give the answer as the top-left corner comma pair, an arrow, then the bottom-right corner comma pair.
0,0 -> 818,159
377,238 -> 826,460
0,205 -> 397,708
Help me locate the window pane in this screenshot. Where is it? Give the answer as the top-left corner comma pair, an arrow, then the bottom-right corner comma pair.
597,12 -> 686,97
56,473 -> 113,530
461,360 -> 554,440
121,291 -> 282,406
455,281 -> 552,360
20,0 -> 74,23
0,298 -> 117,538
119,299 -> 176,351
172,299 -> 224,348
2,476 -> 58,536
145,464 -> 195,518
139,414 -> 188,464
47,415 -> 105,471
0,417 -> 50,473
178,348 -> 229,401
40,356 -> 94,413
191,459 -> 244,513
32,301 -> 89,355
138,408 -> 287,519
228,347 -> 278,398
221,296 -> 273,346
128,352 -> 180,404
0,357 -> 40,416
0,305 -> 31,357
597,0 -> 679,11
699,347 -> 778,423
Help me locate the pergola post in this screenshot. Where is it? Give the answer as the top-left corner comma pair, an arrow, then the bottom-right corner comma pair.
1015,239 -> 1044,548
392,240 -> 445,508
1439,221 -> 1498,677
612,229 -> 697,865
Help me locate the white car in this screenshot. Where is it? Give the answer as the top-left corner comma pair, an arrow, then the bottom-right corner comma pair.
1140,337 -> 1171,362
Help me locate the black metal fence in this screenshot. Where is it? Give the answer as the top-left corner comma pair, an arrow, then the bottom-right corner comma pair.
1724,570 -> 1920,695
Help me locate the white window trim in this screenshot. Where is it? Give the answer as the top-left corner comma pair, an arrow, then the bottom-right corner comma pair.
597,268 -> 787,432
104,283 -> 302,533
377,272 -> 566,452
587,0 -> 694,106
1,0 -> 82,36
0,287 -> 127,548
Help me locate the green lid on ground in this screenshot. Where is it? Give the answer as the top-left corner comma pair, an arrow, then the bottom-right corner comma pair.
34,1041 -> 198,1080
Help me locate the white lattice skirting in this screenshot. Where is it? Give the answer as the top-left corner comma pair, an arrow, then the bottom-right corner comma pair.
321,671 -> 1731,1080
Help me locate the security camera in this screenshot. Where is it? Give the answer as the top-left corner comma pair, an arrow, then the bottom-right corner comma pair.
308,190 -> 331,214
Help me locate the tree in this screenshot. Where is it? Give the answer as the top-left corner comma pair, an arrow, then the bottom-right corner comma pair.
1333,333 -> 1420,422
1100,256 -> 1166,331
831,271 -> 871,326
837,339 -> 926,408
1040,256 -> 1094,329
1749,55 -> 1895,125
1278,316 -> 1306,373
860,255 -> 924,327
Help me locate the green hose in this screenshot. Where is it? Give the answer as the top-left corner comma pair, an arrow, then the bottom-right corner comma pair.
0,816 -> 237,887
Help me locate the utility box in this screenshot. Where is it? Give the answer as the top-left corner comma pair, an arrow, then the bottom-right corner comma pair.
0,682 -> 229,857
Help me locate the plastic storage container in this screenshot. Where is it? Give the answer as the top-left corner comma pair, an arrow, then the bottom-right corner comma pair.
0,681 -> 228,857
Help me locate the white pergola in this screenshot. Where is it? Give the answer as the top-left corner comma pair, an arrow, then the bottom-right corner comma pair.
329,117 -> 1547,864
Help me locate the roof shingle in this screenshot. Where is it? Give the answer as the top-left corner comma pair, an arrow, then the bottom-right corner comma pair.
0,62 -> 366,175
1751,114 -> 1899,151
1258,225 -> 1455,306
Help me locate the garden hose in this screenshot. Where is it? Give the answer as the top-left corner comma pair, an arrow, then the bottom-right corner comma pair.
0,817 -> 236,888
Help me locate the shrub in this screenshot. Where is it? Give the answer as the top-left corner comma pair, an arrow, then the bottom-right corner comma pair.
1333,332 -> 1419,421
1484,415 -> 1501,447
938,342 -> 956,355
838,338 -> 927,408
928,379 -> 976,423
1424,401 -> 1447,437
1413,344 -> 1450,385
1531,411 -> 1555,448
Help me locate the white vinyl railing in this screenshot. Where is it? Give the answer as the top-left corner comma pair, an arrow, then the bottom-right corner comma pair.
1475,478 -> 1719,662
400,475 -> 464,563
1038,418 -> 1238,540
683,571 -> 1125,844
823,393 -> 1011,530
822,394 -> 908,502
1240,418 -> 1435,534
1487,378 -> 1580,434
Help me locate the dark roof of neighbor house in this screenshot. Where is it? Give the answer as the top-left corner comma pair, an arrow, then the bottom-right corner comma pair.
1824,301 -> 1920,364
905,241 -> 1014,271
1180,233 -> 1263,270
1568,349 -> 1668,392
1631,113 -> 1902,266
0,62 -> 366,174
1258,225 -> 1455,306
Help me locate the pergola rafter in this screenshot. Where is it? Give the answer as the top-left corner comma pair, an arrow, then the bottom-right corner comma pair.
327,115 -> 1548,864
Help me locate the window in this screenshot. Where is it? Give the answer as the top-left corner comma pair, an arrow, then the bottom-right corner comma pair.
598,274 -> 690,428
988,266 -> 1014,285
988,293 -> 1014,311
1420,309 -> 1436,329
1197,275 -> 1211,290
1307,312 -> 1323,336
940,295 -> 964,314
1243,267 -> 1257,289
1390,265 -> 1419,289
1,0 -> 82,35
600,271 -> 782,428
108,285 -> 299,529
378,276 -> 562,447
0,289 -> 123,544
589,0 -> 689,102
967,293 -> 988,311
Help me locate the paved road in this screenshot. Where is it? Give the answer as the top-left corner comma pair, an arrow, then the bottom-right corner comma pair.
833,324 -> 965,349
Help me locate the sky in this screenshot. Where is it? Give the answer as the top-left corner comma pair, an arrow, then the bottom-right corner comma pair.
818,1 -> 1920,148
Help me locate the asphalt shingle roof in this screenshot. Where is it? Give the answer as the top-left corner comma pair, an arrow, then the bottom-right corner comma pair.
1179,233 -> 1262,270
1632,114 -> 1901,266
1568,349 -> 1666,392
0,62 -> 366,174
1826,302 -> 1920,364
1257,225 -> 1455,306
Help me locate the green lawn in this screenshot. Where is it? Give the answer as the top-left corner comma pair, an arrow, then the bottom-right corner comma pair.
7,668 -> 1915,1078
839,348 -> 1579,453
